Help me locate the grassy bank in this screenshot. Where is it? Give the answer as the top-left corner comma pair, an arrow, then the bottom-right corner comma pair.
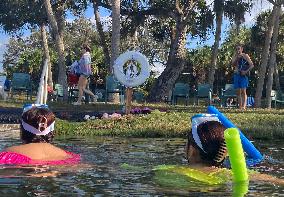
1,100 -> 283,139
55,105 -> 284,139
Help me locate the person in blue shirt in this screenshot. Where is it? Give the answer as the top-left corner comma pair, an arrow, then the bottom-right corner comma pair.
231,45 -> 254,110
73,44 -> 97,105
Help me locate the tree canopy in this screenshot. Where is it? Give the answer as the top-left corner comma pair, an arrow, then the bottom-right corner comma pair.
0,0 -> 283,107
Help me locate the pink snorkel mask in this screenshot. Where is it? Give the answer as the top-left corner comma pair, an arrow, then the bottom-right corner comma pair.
191,114 -> 220,153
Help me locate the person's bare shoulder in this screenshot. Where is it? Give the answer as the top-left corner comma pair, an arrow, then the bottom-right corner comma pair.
6,143 -> 69,161
5,144 -> 26,152
242,53 -> 251,60
250,172 -> 284,185
5,143 -> 42,157
35,143 -> 70,161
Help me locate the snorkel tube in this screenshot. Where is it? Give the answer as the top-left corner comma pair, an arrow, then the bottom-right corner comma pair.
207,106 -> 263,162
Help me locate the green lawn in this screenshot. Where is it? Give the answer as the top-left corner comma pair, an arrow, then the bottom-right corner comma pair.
0,100 -> 283,139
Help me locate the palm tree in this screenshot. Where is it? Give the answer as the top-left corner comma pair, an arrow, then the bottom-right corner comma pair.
40,24 -> 53,88
110,0 -> 121,73
208,0 -> 224,88
43,0 -> 68,100
92,0 -> 111,68
254,5 -> 278,107
265,4 -> 282,108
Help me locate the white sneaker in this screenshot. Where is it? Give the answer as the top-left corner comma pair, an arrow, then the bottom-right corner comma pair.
93,95 -> 98,102
89,95 -> 98,104
73,101 -> 82,105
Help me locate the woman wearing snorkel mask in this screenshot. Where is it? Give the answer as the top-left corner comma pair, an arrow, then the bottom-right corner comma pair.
0,107 -> 80,165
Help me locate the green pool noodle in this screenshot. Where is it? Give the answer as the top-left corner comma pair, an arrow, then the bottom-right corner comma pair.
224,128 -> 248,182
232,181 -> 249,197
153,165 -> 223,185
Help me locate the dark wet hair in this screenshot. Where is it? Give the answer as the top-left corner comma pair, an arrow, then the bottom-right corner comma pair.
236,43 -> 243,47
20,107 -> 55,144
235,44 -> 244,50
82,44 -> 91,52
188,121 -> 226,166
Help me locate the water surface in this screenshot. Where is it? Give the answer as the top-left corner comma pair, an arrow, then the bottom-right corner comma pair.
0,130 -> 283,196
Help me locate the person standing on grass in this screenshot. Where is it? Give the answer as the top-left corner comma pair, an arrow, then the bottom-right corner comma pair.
73,44 -> 97,105
231,44 -> 254,110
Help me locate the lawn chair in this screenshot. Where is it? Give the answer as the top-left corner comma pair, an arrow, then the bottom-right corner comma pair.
105,75 -> 124,103
54,84 -> 64,101
133,90 -> 145,103
94,88 -> 105,102
10,73 -> 32,100
171,82 -> 190,105
195,84 -> 212,105
271,90 -> 284,108
221,84 -> 237,107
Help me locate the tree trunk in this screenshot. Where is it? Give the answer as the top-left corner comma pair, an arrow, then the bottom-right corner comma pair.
43,0 -> 68,100
254,6 -> 277,108
93,0 -> 110,67
130,0 -> 139,49
208,2 -> 223,88
265,6 -> 281,108
110,0 -> 120,73
55,4 -> 65,39
40,24 -> 53,88
274,67 -> 281,91
148,21 -> 187,102
235,21 -> 241,35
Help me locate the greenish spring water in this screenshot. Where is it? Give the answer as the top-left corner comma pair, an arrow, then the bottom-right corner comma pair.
0,130 -> 283,196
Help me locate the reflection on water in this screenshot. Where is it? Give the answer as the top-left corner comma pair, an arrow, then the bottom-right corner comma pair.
0,130 -> 283,196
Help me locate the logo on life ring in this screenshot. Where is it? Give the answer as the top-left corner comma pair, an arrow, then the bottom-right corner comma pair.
113,51 -> 150,87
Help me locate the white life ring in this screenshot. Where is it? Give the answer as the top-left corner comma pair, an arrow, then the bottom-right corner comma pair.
113,51 -> 150,87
